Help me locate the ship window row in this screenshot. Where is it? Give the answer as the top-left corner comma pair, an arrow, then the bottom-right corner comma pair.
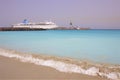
20,24 -> 53,25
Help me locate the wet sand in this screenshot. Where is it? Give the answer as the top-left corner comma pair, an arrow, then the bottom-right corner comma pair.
0,56 -> 107,80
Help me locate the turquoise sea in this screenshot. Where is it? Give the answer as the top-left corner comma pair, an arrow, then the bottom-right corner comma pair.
0,30 -> 120,64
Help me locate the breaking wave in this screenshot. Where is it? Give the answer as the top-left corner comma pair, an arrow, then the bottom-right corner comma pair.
0,48 -> 120,80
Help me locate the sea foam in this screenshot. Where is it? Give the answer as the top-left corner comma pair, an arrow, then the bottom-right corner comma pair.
0,48 -> 120,80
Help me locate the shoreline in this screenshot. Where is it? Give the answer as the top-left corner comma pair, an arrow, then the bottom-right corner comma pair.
0,48 -> 120,80
0,56 -> 106,80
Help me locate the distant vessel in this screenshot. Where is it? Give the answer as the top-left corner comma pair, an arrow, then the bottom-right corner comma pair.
69,21 -> 90,30
12,19 -> 58,29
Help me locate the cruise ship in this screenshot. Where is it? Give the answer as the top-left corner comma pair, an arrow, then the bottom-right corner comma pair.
12,19 -> 58,29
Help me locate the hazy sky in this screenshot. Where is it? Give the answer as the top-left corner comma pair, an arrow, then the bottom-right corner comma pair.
0,0 -> 120,29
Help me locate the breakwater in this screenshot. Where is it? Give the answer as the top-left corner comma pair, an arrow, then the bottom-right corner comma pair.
0,27 -> 46,31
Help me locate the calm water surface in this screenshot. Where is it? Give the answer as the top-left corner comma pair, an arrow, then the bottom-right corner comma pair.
0,30 -> 120,64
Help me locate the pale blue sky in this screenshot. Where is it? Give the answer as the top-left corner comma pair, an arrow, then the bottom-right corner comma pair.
0,0 -> 120,29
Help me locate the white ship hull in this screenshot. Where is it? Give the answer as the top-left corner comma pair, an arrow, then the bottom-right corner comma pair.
13,25 -> 58,29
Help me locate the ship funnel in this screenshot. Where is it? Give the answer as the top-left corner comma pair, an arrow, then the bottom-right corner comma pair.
23,19 -> 29,24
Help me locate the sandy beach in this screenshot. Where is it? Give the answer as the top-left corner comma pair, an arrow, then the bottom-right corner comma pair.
0,56 -> 107,80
